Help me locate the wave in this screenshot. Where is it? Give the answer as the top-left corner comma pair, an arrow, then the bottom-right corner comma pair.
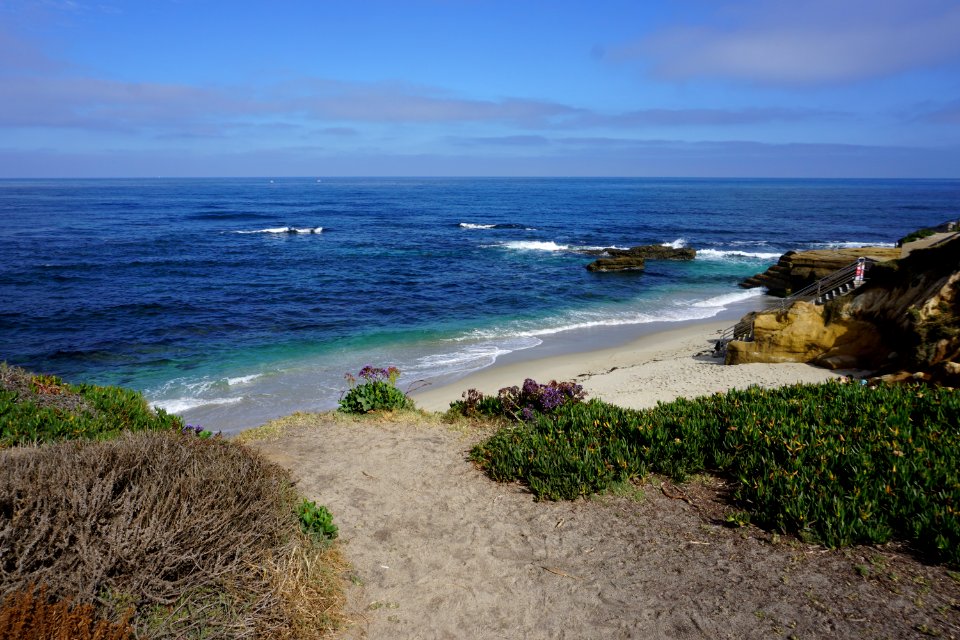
233,226 -> 323,234
459,222 -> 536,230
697,248 -> 783,261
151,396 -> 243,414
496,240 -> 570,252
690,288 -> 765,308
662,238 -> 688,249
411,337 -> 541,373
227,373 -> 262,386
811,241 -> 896,249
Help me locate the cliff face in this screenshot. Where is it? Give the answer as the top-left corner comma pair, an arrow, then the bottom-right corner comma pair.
726,237 -> 960,383
740,247 -> 901,296
725,302 -> 887,368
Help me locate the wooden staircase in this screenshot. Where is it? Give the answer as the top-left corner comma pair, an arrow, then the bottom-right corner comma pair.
715,257 -> 875,356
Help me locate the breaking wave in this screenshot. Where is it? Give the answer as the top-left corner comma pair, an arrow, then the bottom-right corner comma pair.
233,226 -> 323,234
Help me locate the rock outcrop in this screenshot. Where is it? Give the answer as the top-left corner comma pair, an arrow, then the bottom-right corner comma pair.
725,302 -> 888,368
740,247 -> 901,296
726,236 -> 960,383
585,245 -> 696,272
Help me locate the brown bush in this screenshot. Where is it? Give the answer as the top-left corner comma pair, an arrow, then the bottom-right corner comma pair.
0,432 -> 340,638
0,583 -> 132,640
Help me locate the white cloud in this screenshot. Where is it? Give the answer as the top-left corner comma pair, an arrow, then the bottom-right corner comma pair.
619,0 -> 960,85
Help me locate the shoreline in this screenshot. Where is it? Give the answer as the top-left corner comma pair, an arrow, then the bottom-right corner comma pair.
412,314 -> 849,413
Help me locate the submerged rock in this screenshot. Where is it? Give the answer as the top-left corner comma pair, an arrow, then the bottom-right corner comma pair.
586,256 -> 646,272
585,244 -> 695,272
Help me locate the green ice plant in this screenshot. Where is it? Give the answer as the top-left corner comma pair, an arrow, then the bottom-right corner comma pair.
470,381 -> 960,566
338,365 -> 413,414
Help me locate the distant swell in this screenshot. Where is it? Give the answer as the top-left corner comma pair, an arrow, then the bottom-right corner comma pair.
234,226 -> 323,234
191,211 -> 274,220
459,222 -> 535,230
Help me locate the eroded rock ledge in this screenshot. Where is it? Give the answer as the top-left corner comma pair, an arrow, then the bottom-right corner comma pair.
585,245 -> 696,272
739,247 -> 901,297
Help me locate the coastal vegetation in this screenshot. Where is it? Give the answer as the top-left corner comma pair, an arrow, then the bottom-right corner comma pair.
338,365 -> 413,414
0,364 -> 344,639
0,363 -> 181,447
465,379 -> 960,567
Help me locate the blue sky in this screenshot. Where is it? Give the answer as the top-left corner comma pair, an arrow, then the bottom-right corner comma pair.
1,0 -> 959,177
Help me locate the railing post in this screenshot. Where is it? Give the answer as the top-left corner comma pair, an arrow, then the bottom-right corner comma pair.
854,257 -> 865,283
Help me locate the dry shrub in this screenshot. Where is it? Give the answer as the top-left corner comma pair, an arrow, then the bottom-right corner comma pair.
0,432 -> 343,638
0,583 -> 132,640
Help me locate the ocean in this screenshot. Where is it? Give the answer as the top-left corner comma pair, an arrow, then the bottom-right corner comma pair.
1,177 -> 956,432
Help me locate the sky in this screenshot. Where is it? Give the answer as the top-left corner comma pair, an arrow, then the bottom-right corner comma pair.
1,0 -> 959,178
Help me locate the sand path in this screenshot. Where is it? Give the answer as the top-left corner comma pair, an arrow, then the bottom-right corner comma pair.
251,414 -> 960,640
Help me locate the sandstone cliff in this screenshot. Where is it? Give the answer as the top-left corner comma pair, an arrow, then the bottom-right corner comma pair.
740,247 -> 901,297
726,236 -> 960,384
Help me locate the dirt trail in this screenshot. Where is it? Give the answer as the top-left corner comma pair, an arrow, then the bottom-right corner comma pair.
251,414 -> 960,640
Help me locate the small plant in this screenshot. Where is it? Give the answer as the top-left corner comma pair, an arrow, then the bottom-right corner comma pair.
338,365 -> 413,414
725,511 -> 751,528
297,499 -> 338,543
181,424 -> 219,439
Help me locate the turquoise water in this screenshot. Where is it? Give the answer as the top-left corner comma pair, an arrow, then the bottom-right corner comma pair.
1,177 -> 955,430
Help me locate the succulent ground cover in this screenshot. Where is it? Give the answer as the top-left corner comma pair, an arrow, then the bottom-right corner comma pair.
470,379 -> 960,566
0,363 -> 181,447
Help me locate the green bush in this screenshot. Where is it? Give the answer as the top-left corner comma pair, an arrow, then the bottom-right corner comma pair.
898,227 -> 936,246
0,364 -> 182,448
471,381 -> 960,566
297,499 -> 339,543
338,366 -> 413,413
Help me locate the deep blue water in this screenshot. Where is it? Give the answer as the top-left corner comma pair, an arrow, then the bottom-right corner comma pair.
1,177 -> 956,430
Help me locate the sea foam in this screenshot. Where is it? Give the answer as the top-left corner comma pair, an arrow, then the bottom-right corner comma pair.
498,240 -> 570,251
691,288 -> 765,308
152,396 -> 243,415
234,226 -> 323,234
697,248 -> 783,261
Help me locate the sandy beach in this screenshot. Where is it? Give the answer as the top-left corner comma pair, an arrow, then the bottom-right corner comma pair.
412,317 -> 846,413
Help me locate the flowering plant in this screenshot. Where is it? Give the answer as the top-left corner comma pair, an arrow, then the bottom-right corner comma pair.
339,365 -> 412,414
452,378 -> 586,422
181,424 -> 219,439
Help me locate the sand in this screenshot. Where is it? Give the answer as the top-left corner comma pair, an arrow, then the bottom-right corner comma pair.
247,321 -> 960,639
411,319 -> 846,413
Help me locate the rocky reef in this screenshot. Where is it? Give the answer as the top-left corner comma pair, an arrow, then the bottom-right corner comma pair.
726,235 -> 960,385
739,247 -> 901,297
584,245 -> 696,272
